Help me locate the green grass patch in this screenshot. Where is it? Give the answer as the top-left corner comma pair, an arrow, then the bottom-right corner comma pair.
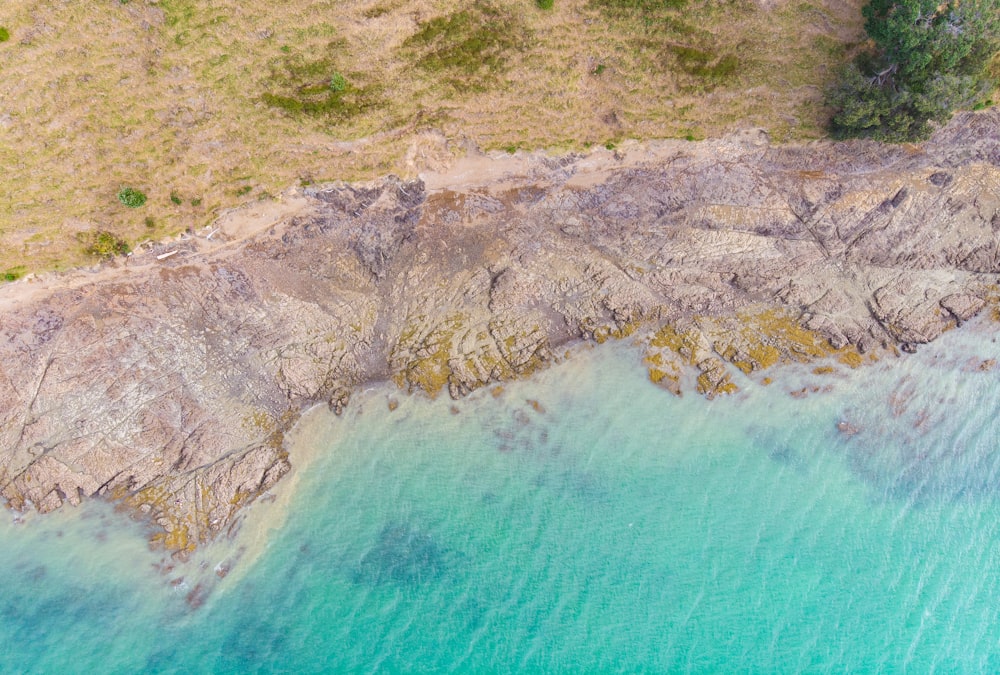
261,44 -> 381,119
666,44 -> 738,81
590,0 -> 687,19
589,0 -> 725,85
364,3 -> 396,19
0,27 -> 10,43
537,0 -> 554,9
402,3 -> 529,92
170,191 -> 183,205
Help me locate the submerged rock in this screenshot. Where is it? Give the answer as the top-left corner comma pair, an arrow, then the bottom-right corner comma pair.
353,523 -> 450,585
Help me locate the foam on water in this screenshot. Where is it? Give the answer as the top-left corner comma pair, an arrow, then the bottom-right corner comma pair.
3,322 -> 1000,672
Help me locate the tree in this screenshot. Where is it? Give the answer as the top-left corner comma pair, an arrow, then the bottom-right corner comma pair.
828,0 -> 1000,141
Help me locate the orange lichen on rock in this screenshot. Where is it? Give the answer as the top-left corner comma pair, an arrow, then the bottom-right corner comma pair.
392,314 -> 467,397
392,314 -> 551,400
719,308 -> 865,374
643,309 -> 870,399
126,484 -> 200,555
649,323 -> 703,366
838,350 -> 864,368
644,333 -> 690,395
988,286 -> 1000,322
696,357 -> 739,399
589,319 -> 641,344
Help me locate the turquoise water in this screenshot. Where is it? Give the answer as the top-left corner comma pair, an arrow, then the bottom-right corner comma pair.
3,323 -> 1000,673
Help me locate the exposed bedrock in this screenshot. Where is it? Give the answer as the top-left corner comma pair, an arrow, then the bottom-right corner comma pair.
1,111 -> 999,551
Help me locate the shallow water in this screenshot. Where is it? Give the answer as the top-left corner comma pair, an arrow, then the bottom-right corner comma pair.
3,322 -> 1000,673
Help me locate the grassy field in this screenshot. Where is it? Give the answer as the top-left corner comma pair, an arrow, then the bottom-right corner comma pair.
0,0 -> 864,276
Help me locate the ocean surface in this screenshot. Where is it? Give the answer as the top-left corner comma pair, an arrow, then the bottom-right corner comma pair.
3,320 -> 1000,673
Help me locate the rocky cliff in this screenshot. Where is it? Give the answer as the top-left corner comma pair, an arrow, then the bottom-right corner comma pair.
1,111 -> 998,553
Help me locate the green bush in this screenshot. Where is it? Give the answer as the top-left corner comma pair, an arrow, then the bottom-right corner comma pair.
3,266 -> 25,282
82,231 -> 130,259
537,0 -> 554,9
827,0 -> 1000,141
0,27 -> 10,43
117,187 -> 147,208
329,72 -> 347,92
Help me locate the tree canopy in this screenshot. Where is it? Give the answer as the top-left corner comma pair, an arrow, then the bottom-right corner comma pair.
827,0 -> 1000,141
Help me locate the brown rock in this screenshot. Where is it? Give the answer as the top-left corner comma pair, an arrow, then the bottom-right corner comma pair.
2,110 -> 1000,549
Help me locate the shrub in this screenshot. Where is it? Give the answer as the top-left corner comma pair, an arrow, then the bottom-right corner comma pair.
3,266 -> 25,282
0,27 -> 10,43
537,0 -> 554,9
827,0 -> 1000,141
329,72 -> 347,92
117,187 -> 147,208
83,231 -> 130,259
170,191 -> 182,205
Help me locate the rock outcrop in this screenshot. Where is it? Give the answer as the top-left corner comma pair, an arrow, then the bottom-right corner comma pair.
1,110 -> 999,552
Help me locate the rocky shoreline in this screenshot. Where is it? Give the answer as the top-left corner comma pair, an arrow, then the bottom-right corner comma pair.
1,110 -> 999,554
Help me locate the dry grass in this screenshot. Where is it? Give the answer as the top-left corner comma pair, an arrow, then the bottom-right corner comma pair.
0,0 -> 864,275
